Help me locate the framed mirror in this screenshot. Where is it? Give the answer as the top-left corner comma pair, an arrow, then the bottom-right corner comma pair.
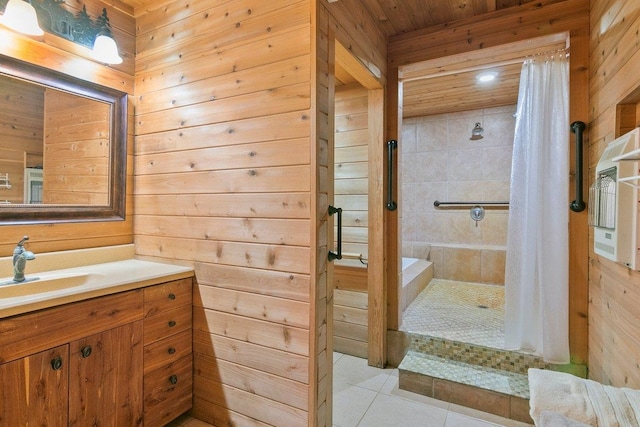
0,55 -> 127,224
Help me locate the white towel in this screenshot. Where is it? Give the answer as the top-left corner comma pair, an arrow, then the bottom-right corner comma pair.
528,368 -> 640,426
539,411 -> 590,426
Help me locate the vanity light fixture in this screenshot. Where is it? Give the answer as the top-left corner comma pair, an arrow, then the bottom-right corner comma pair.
0,1 -> 122,64
470,122 -> 484,140
476,71 -> 498,83
92,31 -> 122,64
0,0 -> 44,36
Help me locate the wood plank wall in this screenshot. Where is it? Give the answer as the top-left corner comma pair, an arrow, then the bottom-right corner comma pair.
316,1 -> 386,423
133,1 -> 315,425
0,77 -> 44,157
386,0 -> 591,365
0,78 -> 44,204
588,0 -> 640,388
318,0 -> 387,386
333,266 -> 368,358
334,83 -> 369,266
310,0 -> 386,426
332,83 -> 370,359
0,149 -> 25,204
314,4 -> 331,424
0,0 -> 135,256
43,90 -> 110,205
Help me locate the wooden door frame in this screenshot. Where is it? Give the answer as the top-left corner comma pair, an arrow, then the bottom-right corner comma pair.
388,31 -> 589,365
334,41 -> 386,367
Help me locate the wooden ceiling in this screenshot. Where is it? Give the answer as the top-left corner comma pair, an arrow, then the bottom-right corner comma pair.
399,31 -> 568,118
345,0 -> 545,118
122,0 -> 549,118
357,0 -> 537,37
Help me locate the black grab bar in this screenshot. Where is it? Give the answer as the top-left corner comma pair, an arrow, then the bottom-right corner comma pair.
328,205 -> 342,261
434,201 -> 509,207
386,140 -> 397,211
570,121 -> 586,213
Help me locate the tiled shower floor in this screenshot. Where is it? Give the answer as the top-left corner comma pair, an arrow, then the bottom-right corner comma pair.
400,279 -> 505,349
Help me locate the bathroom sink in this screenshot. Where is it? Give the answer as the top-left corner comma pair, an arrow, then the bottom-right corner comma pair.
0,272 -> 104,298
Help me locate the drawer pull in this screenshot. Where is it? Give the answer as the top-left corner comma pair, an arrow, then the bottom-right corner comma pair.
50,357 -> 63,371
81,346 -> 92,358
168,293 -> 176,300
168,347 -> 176,355
168,320 -> 176,328
169,375 -> 178,385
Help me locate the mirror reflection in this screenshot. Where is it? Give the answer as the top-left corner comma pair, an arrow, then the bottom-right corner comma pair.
0,73 -> 111,206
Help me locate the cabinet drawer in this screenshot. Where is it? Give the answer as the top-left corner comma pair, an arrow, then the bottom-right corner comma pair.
143,305 -> 191,345
144,329 -> 191,375
143,355 -> 192,426
0,290 -> 143,364
143,278 -> 192,317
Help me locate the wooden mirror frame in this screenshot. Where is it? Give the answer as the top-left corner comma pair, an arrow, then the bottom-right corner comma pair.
0,55 -> 127,224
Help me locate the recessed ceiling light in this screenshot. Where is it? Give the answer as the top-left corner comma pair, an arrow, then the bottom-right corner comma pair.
476,71 -> 498,83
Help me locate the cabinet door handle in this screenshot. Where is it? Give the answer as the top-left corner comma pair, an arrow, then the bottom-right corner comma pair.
168,320 -> 176,327
50,357 -> 63,371
169,375 -> 178,385
168,293 -> 176,300
81,346 -> 92,358
168,347 -> 176,355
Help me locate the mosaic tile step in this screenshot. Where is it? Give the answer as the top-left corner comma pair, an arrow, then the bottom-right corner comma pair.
399,350 -> 534,423
409,334 -> 550,376
399,350 -> 531,399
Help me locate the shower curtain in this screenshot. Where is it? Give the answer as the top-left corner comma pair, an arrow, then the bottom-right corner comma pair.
504,53 -> 570,364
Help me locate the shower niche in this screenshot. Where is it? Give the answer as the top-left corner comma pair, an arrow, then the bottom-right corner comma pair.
590,127 -> 640,270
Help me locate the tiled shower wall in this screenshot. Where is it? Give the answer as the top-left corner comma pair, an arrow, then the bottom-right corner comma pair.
400,105 -> 516,285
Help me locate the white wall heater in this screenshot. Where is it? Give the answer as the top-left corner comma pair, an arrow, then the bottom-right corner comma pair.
590,127 -> 640,270
589,128 -> 640,270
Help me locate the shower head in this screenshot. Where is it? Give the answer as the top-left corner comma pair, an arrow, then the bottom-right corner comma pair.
470,122 -> 484,140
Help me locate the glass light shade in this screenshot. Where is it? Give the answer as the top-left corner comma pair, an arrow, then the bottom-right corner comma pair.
92,34 -> 122,64
0,0 -> 44,36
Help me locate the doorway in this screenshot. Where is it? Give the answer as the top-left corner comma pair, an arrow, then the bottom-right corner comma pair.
394,33 -> 570,351
330,41 -> 385,368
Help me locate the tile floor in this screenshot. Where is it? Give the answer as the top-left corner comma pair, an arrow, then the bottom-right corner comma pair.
168,352 -> 532,427
331,353 -> 531,427
401,279 -> 505,349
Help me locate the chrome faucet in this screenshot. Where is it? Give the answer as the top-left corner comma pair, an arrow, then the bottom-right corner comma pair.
13,236 -> 35,282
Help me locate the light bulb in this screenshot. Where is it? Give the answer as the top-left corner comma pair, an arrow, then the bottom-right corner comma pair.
92,34 -> 122,65
476,71 -> 498,83
0,0 -> 44,36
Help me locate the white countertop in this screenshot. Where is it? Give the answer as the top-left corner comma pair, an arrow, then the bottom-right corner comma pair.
0,245 -> 193,318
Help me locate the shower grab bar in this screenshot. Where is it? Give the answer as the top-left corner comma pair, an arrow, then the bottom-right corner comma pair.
434,200 -> 509,208
341,252 -> 368,266
328,205 -> 342,261
386,140 -> 398,211
570,121 -> 587,212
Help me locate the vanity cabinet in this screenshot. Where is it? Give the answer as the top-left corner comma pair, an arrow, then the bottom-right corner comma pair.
142,277 -> 193,426
0,345 -> 68,425
68,322 -> 144,425
0,276 -> 193,426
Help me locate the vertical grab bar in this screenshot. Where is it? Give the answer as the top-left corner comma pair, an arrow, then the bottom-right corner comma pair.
386,140 -> 398,211
570,121 -> 586,212
328,205 -> 342,261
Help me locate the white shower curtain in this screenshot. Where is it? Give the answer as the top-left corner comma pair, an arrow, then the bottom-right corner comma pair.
504,53 -> 570,364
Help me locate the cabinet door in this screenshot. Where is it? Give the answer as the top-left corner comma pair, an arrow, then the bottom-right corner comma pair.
0,345 -> 69,426
69,321 -> 144,426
